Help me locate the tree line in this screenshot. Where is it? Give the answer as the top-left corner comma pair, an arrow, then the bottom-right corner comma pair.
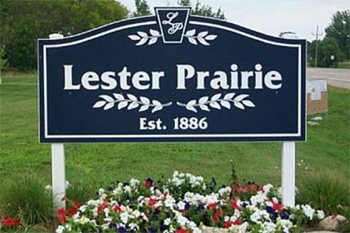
0,0 -> 348,70
307,10 -> 350,68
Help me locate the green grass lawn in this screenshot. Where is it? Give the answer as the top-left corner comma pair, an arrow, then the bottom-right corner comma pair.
0,75 -> 349,191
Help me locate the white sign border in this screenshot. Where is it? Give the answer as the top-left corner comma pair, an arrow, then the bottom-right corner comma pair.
42,20 -> 303,139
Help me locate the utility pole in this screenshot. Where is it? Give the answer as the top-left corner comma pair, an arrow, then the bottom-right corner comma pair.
312,26 -> 323,67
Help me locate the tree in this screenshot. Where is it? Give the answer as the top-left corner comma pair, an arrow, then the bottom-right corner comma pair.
0,0 -> 128,70
318,37 -> 343,67
178,0 -> 225,19
325,10 -> 350,59
134,0 -> 151,17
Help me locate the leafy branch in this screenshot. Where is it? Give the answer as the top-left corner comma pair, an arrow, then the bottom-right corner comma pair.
184,29 -> 217,46
128,29 -> 161,46
176,93 -> 255,113
93,93 -> 172,113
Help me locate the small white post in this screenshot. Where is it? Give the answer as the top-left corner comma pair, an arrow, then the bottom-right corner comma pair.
49,33 -> 65,209
51,143 -> 66,208
281,142 -> 296,207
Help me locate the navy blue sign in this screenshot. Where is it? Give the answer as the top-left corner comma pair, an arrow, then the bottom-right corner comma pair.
38,7 -> 306,143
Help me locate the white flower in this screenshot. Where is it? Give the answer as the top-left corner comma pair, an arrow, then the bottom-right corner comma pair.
263,184 -> 274,193
302,205 -> 315,220
193,228 -> 202,233
120,212 -> 129,224
130,178 -> 140,188
165,196 -> 176,208
79,205 -> 87,213
129,223 -> 139,231
177,215 -> 189,227
98,188 -> 105,196
177,201 -> 186,210
132,210 -> 141,218
164,218 -> 171,226
250,211 -> 261,223
250,192 -> 266,206
45,185 -> 52,191
124,185 -> 132,193
65,181 -> 70,189
56,226 -> 65,233
317,210 -> 325,219
263,222 -> 276,233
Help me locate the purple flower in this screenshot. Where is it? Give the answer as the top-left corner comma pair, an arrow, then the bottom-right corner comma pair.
185,202 -> 191,210
118,226 -> 126,233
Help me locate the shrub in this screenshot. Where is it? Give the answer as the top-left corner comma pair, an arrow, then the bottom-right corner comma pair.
0,175 -> 55,225
297,171 -> 350,215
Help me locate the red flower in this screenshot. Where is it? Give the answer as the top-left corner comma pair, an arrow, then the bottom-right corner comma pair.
212,209 -> 223,223
67,207 -> 78,216
148,198 -> 156,207
224,221 -> 232,228
113,205 -> 121,213
144,178 -> 153,188
3,218 -> 20,227
208,203 -> 217,210
233,219 -> 242,225
73,201 -> 82,209
176,228 -> 190,233
97,202 -> 109,214
57,208 -> 67,223
272,203 -> 283,211
230,200 -> 239,210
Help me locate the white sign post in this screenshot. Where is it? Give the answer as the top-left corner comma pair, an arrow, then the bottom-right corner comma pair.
281,142 -> 295,206
49,33 -> 66,209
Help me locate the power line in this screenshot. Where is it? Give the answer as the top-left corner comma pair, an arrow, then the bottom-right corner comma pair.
311,26 -> 323,67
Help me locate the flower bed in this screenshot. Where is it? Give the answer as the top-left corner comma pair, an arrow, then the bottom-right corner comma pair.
56,171 -> 324,233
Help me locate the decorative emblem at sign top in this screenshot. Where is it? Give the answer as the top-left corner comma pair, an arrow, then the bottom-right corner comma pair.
129,7 -> 217,46
162,12 -> 183,35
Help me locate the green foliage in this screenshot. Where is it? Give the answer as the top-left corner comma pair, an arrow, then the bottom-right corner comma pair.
0,175 -> 55,225
308,37 -> 344,67
297,171 -> 350,215
134,0 -> 151,17
325,10 -> 350,60
0,0 -> 128,70
178,0 -> 225,19
66,183 -> 97,204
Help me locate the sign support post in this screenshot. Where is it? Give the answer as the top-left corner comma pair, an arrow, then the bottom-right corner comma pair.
49,33 -> 66,209
281,141 -> 295,206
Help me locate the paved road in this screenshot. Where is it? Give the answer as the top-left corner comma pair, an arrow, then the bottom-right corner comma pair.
307,68 -> 350,88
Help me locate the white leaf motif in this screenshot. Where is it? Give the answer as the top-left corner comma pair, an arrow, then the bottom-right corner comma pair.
136,38 -> 148,46
140,96 -> 150,105
150,29 -> 160,36
220,100 -> 231,109
104,102 -> 114,110
198,37 -> 210,46
127,94 -> 138,101
234,102 -> 245,110
199,105 -> 210,112
205,35 -> 217,40
224,93 -> 235,100
198,31 -> 209,38
137,31 -> 148,38
235,94 -> 249,102
99,95 -> 114,102
188,37 -> 197,45
209,102 -> 221,109
152,100 -> 161,106
93,101 -> 106,108
128,35 -> 141,41
186,100 -> 197,113
211,93 -> 222,101
186,29 -> 196,36
128,102 -> 139,110
113,93 -> 124,100
118,101 -> 128,110
152,105 -> 163,113
242,100 -> 255,107
199,96 -> 209,104
148,37 -> 157,45
139,105 -> 149,112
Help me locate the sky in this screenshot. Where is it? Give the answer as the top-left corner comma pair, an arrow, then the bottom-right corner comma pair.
119,0 -> 350,41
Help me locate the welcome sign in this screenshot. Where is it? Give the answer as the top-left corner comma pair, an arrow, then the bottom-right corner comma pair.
38,7 -> 306,142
